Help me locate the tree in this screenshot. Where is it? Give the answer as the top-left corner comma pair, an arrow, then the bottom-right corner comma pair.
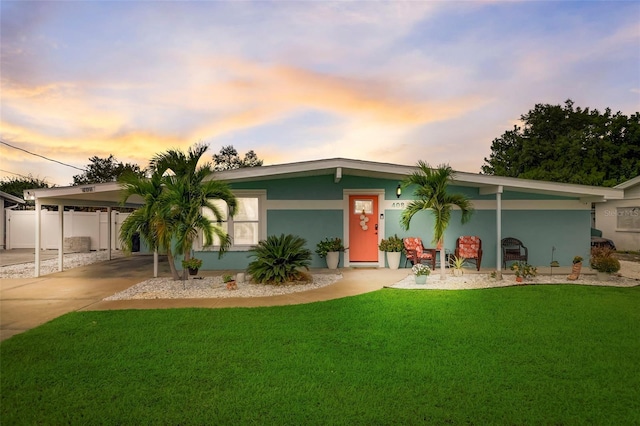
400,162 -> 474,280
212,145 -> 263,171
482,99 -> 640,186
118,170 -> 181,279
151,143 -> 237,280
73,155 -> 145,186
0,175 -> 49,199
119,144 -> 237,280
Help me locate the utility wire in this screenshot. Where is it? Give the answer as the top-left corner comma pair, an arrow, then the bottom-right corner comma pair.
0,140 -> 87,172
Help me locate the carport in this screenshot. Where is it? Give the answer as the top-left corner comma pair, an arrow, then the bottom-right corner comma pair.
24,182 -> 145,277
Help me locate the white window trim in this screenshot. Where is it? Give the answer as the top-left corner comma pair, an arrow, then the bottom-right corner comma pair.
197,190 -> 267,252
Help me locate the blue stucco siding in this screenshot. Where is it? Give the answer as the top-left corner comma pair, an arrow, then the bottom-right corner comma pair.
500,210 -> 591,266
194,174 -> 592,271
232,176 -> 343,200
268,210 -> 344,267
382,208 -> 591,268
232,175 -> 401,201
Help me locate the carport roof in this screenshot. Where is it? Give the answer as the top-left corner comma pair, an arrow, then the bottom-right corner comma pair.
24,158 -> 624,207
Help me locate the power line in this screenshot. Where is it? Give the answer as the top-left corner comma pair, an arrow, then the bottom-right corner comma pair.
0,140 -> 87,172
0,169 -> 56,185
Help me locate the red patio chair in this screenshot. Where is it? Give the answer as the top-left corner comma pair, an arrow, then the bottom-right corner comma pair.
455,236 -> 482,271
403,237 -> 437,270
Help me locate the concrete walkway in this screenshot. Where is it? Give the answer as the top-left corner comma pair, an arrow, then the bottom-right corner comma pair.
0,254 -> 408,342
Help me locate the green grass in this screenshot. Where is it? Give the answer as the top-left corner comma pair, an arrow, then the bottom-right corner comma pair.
2,285 -> 639,424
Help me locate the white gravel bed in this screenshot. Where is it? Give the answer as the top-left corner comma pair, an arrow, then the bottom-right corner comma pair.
104,274 -> 342,300
389,269 -> 640,290
0,251 -> 125,279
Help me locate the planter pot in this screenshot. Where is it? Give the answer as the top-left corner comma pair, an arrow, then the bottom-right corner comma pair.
414,275 -> 428,285
326,251 -> 340,269
515,276 -> 523,283
596,271 -> 610,281
236,273 -> 245,284
567,262 -> 582,280
386,252 -> 401,270
188,268 -> 199,276
226,280 -> 237,290
452,268 -> 463,277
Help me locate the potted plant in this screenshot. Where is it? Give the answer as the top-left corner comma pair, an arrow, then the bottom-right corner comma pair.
567,256 -> 583,280
590,247 -> 620,281
510,261 -> 537,283
412,263 -> 431,284
449,255 -> 466,276
378,234 -> 404,270
223,273 -> 237,290
182,257 -> 203,276
315,237 -> 345,270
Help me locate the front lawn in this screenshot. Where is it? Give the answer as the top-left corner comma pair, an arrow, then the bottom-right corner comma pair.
2,285 -> 639,424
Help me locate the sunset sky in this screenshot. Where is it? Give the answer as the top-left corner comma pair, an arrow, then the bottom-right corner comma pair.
1,1 -> 639,187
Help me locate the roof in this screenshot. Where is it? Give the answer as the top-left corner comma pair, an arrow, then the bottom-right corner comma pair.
23,158 -> 624,206
614,175 -> 640,190
215,158 -> 624,201
0,190 -> 25,204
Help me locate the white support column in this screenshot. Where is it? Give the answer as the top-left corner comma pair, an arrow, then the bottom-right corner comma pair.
496,186 -> 503,279
154,250 -> 158,278
35,200 -> 42,278
107,207 -> 112,261
58,205 -> 64,272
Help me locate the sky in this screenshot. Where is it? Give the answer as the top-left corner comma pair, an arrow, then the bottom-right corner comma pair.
1,1 -> 639,187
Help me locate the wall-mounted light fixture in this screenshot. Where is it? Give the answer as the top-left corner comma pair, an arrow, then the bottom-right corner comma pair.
396,184 -> 402,198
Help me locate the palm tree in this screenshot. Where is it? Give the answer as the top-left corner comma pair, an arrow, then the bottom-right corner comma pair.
151,143 -> 237,279
400,161 -> 474,280
119,169 -> 182,280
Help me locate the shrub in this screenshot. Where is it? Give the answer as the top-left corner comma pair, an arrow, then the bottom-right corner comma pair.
412,263 -> 431,276
315,237 -> 345,258
590,247 -> 620,273
379,235 -> 404,252
510,261 -> 537,278
248,234 -> 312,284
181,258 -> 202,269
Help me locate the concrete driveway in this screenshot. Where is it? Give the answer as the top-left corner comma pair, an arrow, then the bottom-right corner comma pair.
0,254 -> 170,341
0,252 -> 406,342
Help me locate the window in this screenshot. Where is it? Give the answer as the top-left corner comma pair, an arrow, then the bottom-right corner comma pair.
203,192 -> 264,249
354,199 -> 373,214
616,207 -> 640,230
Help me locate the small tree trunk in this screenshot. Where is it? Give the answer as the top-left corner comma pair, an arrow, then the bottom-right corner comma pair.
166,249 -> 181,280
439,238 -> 446,280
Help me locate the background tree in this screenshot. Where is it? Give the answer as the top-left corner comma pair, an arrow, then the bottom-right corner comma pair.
213,145 -> 263,171
0,175 -> 49,199
73,155 -> 145,185
400,162 -> 474,280
482,99 -> 640,187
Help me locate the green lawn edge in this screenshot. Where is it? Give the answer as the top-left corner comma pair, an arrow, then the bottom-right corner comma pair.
2,285 -> 639,425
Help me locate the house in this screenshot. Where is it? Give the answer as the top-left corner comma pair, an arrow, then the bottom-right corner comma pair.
1,190 -> 25,250
594,175 -> 640,251
24,158 -> 624,276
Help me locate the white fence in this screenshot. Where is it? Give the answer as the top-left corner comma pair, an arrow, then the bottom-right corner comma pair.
5,209 -> 131,250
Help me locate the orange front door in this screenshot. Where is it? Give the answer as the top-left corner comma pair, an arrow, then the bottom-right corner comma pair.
348,195 -> 379,262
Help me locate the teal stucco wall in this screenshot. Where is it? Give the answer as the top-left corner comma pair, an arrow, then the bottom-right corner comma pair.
190,174 -> 590,271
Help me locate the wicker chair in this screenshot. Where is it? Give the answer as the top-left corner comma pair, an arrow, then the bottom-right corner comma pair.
403,237 -> 437,269
455,236 -> 482,271
501,237 -> 528,268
